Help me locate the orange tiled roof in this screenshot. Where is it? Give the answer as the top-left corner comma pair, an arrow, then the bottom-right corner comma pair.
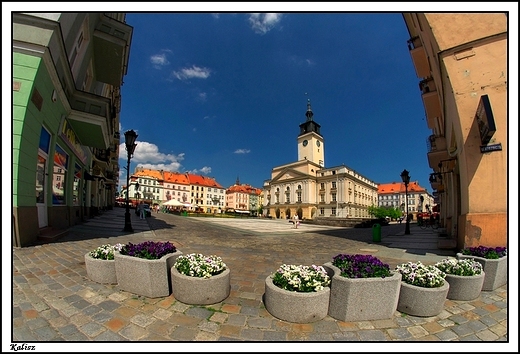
227,184 -> 261,194
378,181 -> 426,194
163,171 -> 189,184
134,168 -> 163,179
186,173 -> 224,189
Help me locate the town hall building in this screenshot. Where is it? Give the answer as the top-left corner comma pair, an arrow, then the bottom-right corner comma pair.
263,100 -> 378,221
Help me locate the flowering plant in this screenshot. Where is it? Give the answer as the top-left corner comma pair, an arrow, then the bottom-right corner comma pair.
272,264 -> 330,293
120,241 -> 176,260
461,246 -> 507,259
88,243 -> 123,260
174,253 -> 227,278
435,258 -> 483,276
395,261 -> 445,288
332,254 -> 392,278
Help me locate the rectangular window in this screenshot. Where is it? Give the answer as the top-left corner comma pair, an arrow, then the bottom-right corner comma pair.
285,194 -> 290,203
52,144 -> 69,205
297,192 -> 302,202
320,207 -> 325,215
36,155 -> 46,204
73,163 -> 81,206
320,183 -> 325,189
332,193 -> 337,202
332,207 -> 337,215
320,194 -> 325,202
332,181 -> 336,189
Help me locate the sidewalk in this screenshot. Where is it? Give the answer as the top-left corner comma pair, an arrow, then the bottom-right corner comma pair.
10,207 -> 509,349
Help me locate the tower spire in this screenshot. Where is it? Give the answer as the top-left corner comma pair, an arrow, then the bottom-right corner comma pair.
305,98 -> 314,121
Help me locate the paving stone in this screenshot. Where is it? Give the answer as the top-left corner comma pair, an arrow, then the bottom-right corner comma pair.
33,326 -> 60,340
387,327 -> 413,340
246,317 -> 272,329
332,331 -> 359,341
435,329 -> 458,341
58,324 -> 80,336
475,329 -> 499,341
357,329 -> 387,341
262,330 -> 288,341
185,307 -> 213,319
450,323 -> 475,336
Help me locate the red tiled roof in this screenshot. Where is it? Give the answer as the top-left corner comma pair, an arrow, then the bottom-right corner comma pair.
163,171 -> 189,184
378,181 -> 426,194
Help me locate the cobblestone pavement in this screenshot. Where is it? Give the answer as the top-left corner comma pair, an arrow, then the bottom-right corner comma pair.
9,208 -> 513,351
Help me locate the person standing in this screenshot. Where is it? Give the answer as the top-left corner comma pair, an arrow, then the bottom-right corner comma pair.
139,202 -> 145,219
293,214 -> 299,229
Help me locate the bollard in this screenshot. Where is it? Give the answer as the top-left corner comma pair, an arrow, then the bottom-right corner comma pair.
372,223 -> 381,242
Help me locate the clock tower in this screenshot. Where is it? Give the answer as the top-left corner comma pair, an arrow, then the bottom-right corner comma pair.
297,99 -> 324,167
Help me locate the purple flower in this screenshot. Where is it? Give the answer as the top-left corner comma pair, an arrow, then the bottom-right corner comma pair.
332,254 -> 391,278
120,241 -> 176,260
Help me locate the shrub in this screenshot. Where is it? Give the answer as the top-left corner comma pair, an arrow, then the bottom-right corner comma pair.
174,253 -> 227,278
332,254 -> 391,278
272,264 -> 330,293
434,258 -> 483,276
120,241 -> 176,260
395,261 -> 445,288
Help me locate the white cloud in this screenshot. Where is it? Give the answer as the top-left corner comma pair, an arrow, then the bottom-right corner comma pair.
118,141 -> 186,187
119,141 -> 184,164
234,149 -> 251,154
189,166 -> 212,175
173,65 -> 211,80
150,53 -> 170,69
248,13 -> 282,34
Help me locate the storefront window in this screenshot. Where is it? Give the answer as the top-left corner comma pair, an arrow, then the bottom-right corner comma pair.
53,144 -> 69,205
36,127 -> 51,204
73,163 -> 81,206
36,155 -> 46,203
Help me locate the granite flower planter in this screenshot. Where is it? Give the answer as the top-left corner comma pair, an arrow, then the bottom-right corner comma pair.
397,281 -> 449,317
114,251 -> 182,298
457,253 -> 507,291
171,267 -> 230,305
444,272 -> 485,301
264,276 -> 330,323
323,262 -> 401,321
84,252 -> 117,284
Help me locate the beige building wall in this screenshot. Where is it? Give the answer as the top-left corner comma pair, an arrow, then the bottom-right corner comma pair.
403,13 -> 507,248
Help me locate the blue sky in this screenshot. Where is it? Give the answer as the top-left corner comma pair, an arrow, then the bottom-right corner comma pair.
4,3 -> 517,197
119,11 -> 441,192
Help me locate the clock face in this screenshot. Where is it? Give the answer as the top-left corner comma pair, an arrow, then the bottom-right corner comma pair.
303,140 -> 308,146
316,141 -> 321,147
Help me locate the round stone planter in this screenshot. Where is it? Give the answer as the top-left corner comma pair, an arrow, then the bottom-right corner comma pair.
457,253 -> 507,291
397,281 -> 449,317
324,262 -> 402,321
115,250 -> 182,298
84,252 -> 117,284
171,267 -> 230,305
444,272 -> 485,301
264,275 -> 330,323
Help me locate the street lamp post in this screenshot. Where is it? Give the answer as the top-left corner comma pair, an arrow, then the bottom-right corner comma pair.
400,169 -> 411,235
123,130 -> 138,232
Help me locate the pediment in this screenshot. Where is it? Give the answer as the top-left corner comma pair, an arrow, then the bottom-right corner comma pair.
270,167 -> 310,183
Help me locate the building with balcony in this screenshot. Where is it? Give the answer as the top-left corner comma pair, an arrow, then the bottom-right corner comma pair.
403,13 -> 507,248
263,100 -> 378,220
12,13 -> 132,247
377,181 -> 434,220
121,169 -> 226,213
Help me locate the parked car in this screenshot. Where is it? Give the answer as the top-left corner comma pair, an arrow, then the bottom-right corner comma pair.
135,203 -> 151,217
